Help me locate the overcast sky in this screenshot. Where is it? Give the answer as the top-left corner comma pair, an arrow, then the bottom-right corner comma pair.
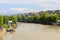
0,0 -> 60,13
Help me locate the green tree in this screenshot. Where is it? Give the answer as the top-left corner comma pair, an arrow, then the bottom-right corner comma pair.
3,16 -> 9,24
27,16 -> 33,23
11,16 -> 18,23
21,15 -> 27,22
0,15 -> 3,27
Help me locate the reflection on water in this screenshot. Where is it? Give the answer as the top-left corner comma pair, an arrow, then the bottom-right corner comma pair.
44,25 -> 60,30
1,23 -> 60,40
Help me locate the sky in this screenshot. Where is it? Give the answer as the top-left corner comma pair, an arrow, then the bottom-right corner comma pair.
0,0 -> 60,14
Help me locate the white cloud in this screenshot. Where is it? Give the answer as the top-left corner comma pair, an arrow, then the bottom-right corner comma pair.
10,8 -> 34,12
0,0 -> 60,11
0,0 -> 60,15
0,0 -> 57,4
0,10 -> 6,13
0,8 -> 34,15
0,7 -> 40,14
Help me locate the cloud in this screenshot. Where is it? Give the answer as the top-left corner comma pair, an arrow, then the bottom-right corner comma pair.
0,10 -> 6,13
0,0 -> 60,11
0,0 -> 58,4
0,0 -> 60,15
0,7 -> 40,14
10,8 -> 34,12
0,8 -> 33,15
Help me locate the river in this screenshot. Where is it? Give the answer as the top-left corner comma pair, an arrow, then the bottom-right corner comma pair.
2,22 -> 60,40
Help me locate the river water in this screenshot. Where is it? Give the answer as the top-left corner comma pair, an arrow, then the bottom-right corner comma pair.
1,22 -> 60,40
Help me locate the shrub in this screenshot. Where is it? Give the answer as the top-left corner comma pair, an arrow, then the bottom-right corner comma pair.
3,24 -> 10,30
10,16 -> 18,23
0,15 -> 3,27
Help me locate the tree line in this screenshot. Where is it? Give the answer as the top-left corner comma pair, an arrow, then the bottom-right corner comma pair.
0,12 -> 60,28
17,12 -> 60,25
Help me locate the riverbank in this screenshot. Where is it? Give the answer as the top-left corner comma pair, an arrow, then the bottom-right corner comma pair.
0,28 -> 6,37
18,22 -> 58,26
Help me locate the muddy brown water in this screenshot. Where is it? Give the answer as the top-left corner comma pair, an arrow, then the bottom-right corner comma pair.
1,22 -> 60,40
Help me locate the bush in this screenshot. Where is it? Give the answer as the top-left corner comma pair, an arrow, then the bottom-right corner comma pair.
3,16 -> 9,24
3,24 -> 10,30
10,16 -> 18,23
0,15 -> 3,27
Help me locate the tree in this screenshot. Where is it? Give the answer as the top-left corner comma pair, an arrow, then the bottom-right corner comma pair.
11,16 -> 18,23
3,16 -> 9,24
27,16 -> 33,23
0,15 -> 3,27
21,15 -> 27,22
